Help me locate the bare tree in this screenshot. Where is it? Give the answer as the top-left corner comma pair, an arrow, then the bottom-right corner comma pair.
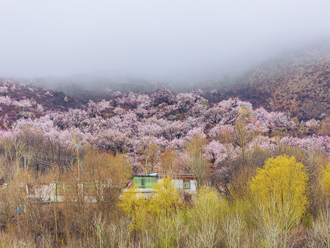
184,135 -> 209,190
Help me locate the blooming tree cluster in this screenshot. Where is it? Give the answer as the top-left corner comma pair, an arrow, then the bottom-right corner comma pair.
253,107 -> 295,128
0,80 -> 329,173
281,136 -> 330,155
0,95 -> 37,108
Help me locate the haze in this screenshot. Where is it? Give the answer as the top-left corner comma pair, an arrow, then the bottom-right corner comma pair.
1,0 -> 330,82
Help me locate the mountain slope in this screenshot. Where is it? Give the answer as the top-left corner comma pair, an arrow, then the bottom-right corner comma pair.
0,79 -> 82,128
244,44 -> 330,120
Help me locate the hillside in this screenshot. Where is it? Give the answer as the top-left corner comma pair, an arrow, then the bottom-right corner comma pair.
0,79 -> 82,128
244,43 -> 330,120
25,43 -> 330,122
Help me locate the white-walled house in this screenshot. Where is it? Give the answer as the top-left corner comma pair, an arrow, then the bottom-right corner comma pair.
158,174 -> 197,193
25,182 -> 98,203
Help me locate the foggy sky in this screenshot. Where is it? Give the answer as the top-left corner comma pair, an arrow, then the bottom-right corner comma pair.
0,0 -> 330,82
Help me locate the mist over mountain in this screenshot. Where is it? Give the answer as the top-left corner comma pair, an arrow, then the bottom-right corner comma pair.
1,0 -> 330,114
3,39 -> 326,121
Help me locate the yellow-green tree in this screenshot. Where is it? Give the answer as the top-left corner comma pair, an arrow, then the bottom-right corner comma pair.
118,186 -> 147,232
321,163 -> 330,196
250,155 -> 309,247
188,186 -> 226,248
149,177 -> 182,248
237,107 -> 253,120
148,177 -> 181,217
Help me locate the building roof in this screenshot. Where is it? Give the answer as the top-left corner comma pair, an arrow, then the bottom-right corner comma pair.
128,174 -> 158,179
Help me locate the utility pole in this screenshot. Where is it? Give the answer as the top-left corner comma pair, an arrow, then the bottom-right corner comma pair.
23,155 -> 27,170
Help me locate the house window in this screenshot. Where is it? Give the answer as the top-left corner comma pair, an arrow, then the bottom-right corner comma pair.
183,180 -> 190,189
146,177 -> 151,188
133,176 -> 158,189
134,177 -> 158,189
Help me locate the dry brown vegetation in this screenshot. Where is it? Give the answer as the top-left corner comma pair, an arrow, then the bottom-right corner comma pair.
0,137 -> 328,247
245,47 -> 330,120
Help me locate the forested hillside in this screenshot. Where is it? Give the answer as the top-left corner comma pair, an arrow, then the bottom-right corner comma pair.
244,43 -> 330,120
